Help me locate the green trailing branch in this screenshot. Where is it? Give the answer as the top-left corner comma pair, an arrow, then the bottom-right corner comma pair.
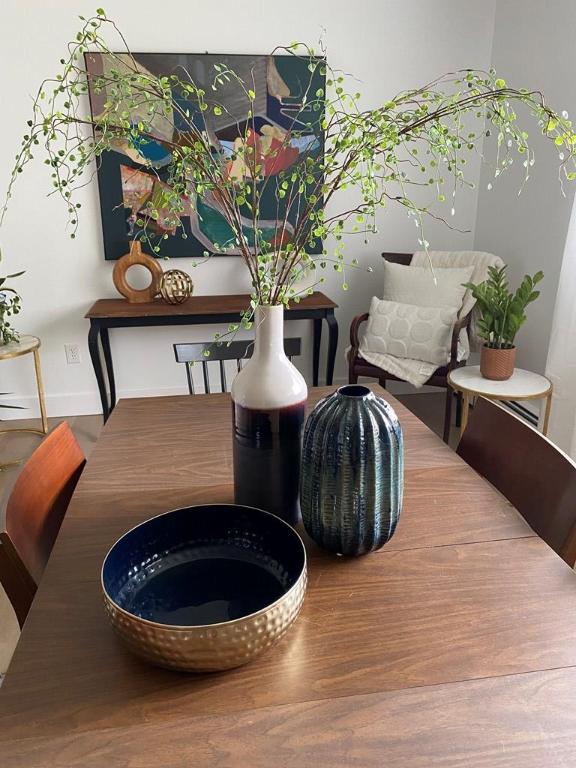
2,8 -> 576,332
0,249 -> 24,345
464,265 -> 543,348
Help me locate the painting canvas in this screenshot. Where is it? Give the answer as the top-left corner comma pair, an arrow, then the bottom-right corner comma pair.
85,52 -> 324,260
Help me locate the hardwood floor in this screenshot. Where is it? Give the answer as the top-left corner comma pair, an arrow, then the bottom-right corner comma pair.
0,392 -> 455,678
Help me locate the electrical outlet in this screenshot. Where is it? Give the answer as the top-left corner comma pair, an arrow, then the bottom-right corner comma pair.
65,343 -> 82,365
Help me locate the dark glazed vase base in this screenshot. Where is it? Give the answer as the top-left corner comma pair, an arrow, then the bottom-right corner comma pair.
232,401 -> 306,526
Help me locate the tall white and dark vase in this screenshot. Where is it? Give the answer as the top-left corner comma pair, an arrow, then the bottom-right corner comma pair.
231,305 -> 307,526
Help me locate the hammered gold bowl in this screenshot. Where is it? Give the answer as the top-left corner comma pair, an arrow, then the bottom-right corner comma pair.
101,504 -> 307,672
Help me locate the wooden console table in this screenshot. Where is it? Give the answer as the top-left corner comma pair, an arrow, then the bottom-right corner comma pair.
85,292 -> 339,420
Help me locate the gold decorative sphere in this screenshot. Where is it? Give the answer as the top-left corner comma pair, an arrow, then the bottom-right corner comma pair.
160,269 -> 194,304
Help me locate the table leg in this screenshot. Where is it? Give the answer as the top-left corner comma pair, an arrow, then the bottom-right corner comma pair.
542,391 -> 552,436
326,312 -> 339,386
455,392 -> 463,428
312,319 -> 322,387
88,323 -> 110,422
460,392 -> 470,436
32,348 -> 48,435
100,327 -> 116,413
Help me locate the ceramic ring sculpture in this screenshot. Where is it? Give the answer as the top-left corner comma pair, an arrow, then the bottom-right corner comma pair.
300,385 -> 404,556
112,241 -> 163,303
102,504 -> 307,672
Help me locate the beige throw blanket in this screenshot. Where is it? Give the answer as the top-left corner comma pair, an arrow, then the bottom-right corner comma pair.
358,250 -> 505,387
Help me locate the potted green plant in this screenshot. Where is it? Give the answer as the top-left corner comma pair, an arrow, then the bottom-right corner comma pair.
464,265 -> 543,380
0,249 -> 23,346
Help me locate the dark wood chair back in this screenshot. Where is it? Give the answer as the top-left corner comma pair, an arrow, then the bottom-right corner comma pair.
457,397 -> 576,566
174,338 -> 302,394
0,422 -> 86,627
381,252 -> 413,266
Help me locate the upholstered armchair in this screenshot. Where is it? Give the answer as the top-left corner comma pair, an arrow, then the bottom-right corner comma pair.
348,253 -> 473,443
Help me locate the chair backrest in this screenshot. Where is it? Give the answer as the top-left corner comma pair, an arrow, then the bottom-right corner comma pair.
457,397 -> 576,566
381,252 -> 413,265
174,337 -> 302,394
0,422 -> 85,626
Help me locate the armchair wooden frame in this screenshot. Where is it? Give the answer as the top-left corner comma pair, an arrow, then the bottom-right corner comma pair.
348,253 -> 472,443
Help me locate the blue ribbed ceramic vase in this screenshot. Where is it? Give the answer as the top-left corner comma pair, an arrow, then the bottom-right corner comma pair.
300,385 -> 403,556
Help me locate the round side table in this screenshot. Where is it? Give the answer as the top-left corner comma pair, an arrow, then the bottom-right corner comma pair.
448,365 -> 552,436
0,335 -> 48,437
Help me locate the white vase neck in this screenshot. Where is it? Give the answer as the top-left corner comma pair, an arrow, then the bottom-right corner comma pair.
231,303 -> 307,409
253,305 -> 285,360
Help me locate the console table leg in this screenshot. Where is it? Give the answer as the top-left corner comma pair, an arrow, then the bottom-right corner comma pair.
312,319 -> 322,387
100,327 -> 116,413
88,323 -> 110,422
326,312 -> 339,386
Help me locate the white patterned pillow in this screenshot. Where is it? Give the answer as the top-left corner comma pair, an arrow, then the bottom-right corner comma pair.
361,297 -> 458,365
382,260 -> 474,311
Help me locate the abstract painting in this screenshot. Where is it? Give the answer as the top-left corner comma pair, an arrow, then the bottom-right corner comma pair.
85,52 -> 324,260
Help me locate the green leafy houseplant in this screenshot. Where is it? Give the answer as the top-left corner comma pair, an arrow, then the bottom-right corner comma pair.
464,265 -> 543,349
2,9 -> 576,340
464,265 -> 543,380
0,250 -> 24,345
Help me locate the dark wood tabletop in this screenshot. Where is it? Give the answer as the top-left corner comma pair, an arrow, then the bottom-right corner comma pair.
85,291 -> 338,319
1,386 -> 576,766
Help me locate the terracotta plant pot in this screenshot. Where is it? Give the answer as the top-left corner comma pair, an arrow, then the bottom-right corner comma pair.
480,344 -> 516,381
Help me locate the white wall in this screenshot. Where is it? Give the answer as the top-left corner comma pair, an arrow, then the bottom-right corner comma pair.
474,0 -> 576,374
0,0 -> 496,417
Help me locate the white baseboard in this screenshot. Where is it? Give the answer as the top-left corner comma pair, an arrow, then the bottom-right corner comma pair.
0,384 -> 189,420
0,377 -> 438,420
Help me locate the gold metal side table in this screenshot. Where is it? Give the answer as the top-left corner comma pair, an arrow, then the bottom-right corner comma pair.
0,335 -> 48,437
448,365 -> 552,437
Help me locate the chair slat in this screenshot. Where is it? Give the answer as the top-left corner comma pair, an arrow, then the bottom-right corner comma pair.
185,363 -> 195,395
202,362 -> 210,394
219,360 -> 227,393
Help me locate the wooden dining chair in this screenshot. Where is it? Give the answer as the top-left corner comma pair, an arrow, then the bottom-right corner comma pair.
0,422 -> 85,627
348,252 -> 471,443
457,397 -> 576,567
174,338 -> 302,394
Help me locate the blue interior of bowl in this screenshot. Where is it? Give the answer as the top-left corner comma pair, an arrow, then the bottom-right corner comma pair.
102,504 -> 306,627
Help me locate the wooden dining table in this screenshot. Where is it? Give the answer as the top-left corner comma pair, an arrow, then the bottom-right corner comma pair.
1,385 -> 576,766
